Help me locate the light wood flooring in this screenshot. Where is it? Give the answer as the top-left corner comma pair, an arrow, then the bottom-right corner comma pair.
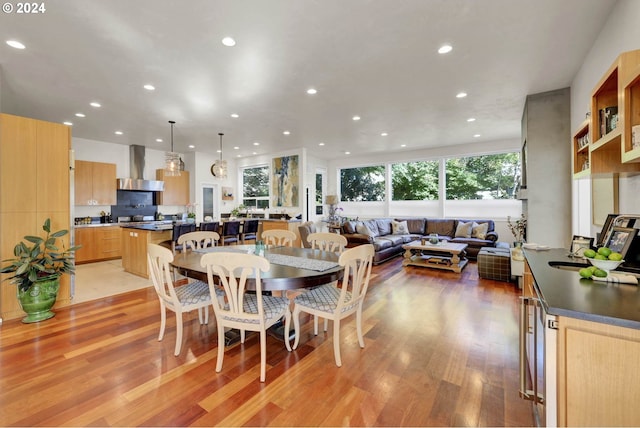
0,257 -> 534,427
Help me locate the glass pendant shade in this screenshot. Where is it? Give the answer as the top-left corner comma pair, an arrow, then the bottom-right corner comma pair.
164,120 -> 181,176
211,132 -> 228,179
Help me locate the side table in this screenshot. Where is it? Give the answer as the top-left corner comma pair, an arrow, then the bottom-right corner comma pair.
510,248 -> 524,288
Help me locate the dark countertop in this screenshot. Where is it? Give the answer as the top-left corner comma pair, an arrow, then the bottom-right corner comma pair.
119,223 -> 174,231
525,248 -> 640,330
74,223 -> 120,228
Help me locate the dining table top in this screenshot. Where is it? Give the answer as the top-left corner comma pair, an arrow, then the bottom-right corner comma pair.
170,245 -> 343,291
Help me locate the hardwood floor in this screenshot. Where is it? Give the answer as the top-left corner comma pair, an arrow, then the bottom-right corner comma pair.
0,257 -> 534,427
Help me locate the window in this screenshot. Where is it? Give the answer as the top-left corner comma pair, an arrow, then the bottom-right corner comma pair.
315,171 -> 323,214
242,165 -> 270,209
340,165 -> 385,201
445,153 -> 520,200
391,160 -> 439,200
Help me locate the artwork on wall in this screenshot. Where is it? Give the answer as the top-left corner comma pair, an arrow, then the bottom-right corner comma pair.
272,155 -> 299,207
222,186 -> 233,201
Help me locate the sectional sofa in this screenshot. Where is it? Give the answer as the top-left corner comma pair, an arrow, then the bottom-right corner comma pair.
340,217 -> 499,264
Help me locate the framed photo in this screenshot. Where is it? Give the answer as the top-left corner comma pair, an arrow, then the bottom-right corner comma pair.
596,213 -> 619,248
571,235 -> 594,257
604,227 -> 638,258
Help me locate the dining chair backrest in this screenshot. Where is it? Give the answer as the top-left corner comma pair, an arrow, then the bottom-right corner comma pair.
241,219 -> 260,244
170,223 -> 197,253
307,232 -> 348,253
178,231 -> 220,252
261,229 -> 296,247
200,251 -> 291,382
337,244 -> 374,308
221,220 -> 241,245
148,243 -> 178,307
200,221 -> 220,233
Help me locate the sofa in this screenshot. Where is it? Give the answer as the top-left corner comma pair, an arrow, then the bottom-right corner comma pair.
340,217 -> 498,264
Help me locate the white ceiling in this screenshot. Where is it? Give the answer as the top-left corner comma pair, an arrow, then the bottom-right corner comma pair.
0,0 -> 616,160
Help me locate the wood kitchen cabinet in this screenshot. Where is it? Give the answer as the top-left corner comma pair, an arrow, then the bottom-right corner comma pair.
556,316 -> 640,426
75,160 -> 116,205
156,169 -> 189,206
0,113 -> 71,321
75,226 -> 121,263
121,228 -> 171,278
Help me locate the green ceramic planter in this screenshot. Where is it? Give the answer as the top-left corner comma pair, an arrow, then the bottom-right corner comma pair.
17,276 -> 60,323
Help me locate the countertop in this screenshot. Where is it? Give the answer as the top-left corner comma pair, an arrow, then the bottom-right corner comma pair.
119,223 -> 174,231
74,223 -> 120,228
525,248 -> 640,330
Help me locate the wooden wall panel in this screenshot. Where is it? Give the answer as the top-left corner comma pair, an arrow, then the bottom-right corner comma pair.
0,114 -> 37,213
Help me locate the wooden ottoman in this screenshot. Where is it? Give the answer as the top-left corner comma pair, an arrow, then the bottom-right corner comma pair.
478,247 -> 512,282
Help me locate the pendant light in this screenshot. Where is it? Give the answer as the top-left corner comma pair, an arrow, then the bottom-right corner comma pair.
164,120 -> 181,176
210,132 -> 228,178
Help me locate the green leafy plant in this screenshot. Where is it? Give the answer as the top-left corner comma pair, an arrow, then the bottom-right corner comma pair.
0,218 -> 80,292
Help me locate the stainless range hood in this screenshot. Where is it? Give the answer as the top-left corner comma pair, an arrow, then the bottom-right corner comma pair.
117,145 -> 165,191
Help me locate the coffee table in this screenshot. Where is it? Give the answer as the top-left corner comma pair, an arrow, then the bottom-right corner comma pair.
402,240 -> 468,273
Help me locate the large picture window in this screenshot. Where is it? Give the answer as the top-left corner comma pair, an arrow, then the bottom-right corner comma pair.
445,153 -> 520,200
242,165 -> 270,209
340,165 -> 385,201
391,160 -> 439,200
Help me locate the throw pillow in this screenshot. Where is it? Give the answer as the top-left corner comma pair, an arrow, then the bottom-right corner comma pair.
356,222 -> 377,237
392,220 -> 409,235
471,222 -> 489,239
454,221 -> 473,238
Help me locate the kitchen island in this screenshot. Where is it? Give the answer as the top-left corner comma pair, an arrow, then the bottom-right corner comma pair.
121,223 -> 173,278
523,248 -> 640,427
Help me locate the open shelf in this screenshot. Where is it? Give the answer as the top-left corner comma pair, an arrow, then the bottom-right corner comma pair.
572,119 -> 590,177
622,63 -> 640,163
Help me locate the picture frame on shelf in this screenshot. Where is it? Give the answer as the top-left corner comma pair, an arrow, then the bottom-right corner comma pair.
571,235 -> 594,258
604,227 -> 638,258
596,213 -> 619,248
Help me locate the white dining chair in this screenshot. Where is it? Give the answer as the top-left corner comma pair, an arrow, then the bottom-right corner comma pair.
289,244 -> 374,367
200,251 -> 291,382
147,243 -> 213,356
261,229 -> 296,247
177,231 -> 220,252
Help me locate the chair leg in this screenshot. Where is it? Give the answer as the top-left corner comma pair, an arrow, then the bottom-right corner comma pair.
240,329 -> 246,343
333,318 -> 342,367
259,330 -> 267,382
216,323 -> 225,373
174,311 -> 183,356
292,306 -> 301,350
324,318 -> 329,332
313,315 -> 319,335
284,310 -> 292,352
158,304 -> 167,341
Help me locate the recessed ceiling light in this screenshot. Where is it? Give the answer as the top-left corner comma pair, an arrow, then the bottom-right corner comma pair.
438,44 -> 453,54
473,134 -> 481,138
283,131 -> 290,135
156,138 -> 163,142
216,149 -> 222,153
467,117 -> 476,122
319,142 -> 325,146
381,132 -> 388,136
352,116 -> 361,121
252,152 -> 257,155
230,113 -> 239,118
63,121 -> 73,126
233,146 -> 239,150
253,142 -> 260,146
188,145 -> 195,149
456,92 -> 468,98
143,84 -> 155,91
6,40 -> 25,49
222,37 -> 236,47
75,113 -> 85,118
306,88 -> 317,95
114,131 -> 123,135
345,151 -> 351,155
236,154 -> 241,158
90,102 -> 101,108
401,144 -> 407,147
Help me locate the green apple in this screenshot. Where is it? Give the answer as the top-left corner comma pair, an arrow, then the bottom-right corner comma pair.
598,247 -> 612,257
608,252 -> 623,261
583,249 -> 596,258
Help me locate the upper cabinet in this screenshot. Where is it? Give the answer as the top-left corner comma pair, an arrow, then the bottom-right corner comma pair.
156,169 -> 189,206
75,160 -> 116,206
574,50 -> 640,177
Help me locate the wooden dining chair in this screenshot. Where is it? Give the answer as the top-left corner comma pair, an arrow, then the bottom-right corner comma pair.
220,220 -> 241,246
261,229 -> 296,247
159,223 -> 196,254
288,244 -> 374,367
241,219 -> 260,244
200,251 -> 291,382
177,231 -> 220,252
147,243 -> 213,356
307,232 -> 348,253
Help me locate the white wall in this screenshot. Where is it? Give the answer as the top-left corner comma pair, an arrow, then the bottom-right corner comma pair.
570,0 -> 640,237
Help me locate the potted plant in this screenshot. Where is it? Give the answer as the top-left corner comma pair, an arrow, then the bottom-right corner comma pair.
0,218 -> 80,323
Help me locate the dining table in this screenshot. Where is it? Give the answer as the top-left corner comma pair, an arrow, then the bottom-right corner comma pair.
170,245 -> 344,345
